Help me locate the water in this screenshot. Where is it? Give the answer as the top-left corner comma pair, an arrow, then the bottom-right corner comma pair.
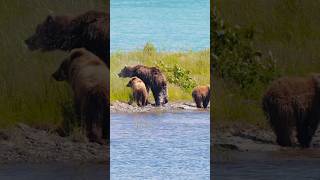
111,0 -> 210,52
111,112 -> 210,179
0,163 -> 108,180
213,150 -> 320,180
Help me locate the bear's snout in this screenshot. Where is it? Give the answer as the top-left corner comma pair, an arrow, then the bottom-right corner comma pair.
52,71 -> 64,81
25,36 -> 38,51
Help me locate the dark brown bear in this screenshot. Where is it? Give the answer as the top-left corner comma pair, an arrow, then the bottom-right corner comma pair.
192,85 -> 210,108
25,10 -> 109,66
127,77 -> 148,107
52,48 -> 109,145
262,74 -> 320,148
118,65 -> 168,106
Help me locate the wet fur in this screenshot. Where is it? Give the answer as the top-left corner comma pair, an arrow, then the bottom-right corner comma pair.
262,74 -> 320,147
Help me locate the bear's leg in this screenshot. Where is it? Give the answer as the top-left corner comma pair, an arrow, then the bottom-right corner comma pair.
297,123 -> 311,148
141,93 -> 147,106
136,93 -> 142,107
274,125 -> 293,146
297,117 -> 319,148
161,88 -> 168,104
152,90 -> 161,106
194,96 -> 202,108
203,96 -> 210,108
270,111 -> 293,146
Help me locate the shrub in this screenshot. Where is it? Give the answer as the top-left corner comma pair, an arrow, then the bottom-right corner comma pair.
156,60 -> 196,91
211,9 -> 280,90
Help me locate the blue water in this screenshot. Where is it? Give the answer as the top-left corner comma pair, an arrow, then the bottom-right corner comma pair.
111,0 -> 210,51
111,112 -> 210,179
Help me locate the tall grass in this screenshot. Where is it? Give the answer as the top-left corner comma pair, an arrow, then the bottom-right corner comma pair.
213,0 -> 320,125
110,47 -> 210,103
0,0 -> 106,128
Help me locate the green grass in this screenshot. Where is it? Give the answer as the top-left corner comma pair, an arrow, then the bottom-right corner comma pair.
213,0 -> 320,125
110,48 -> 210,103
0,0 -> 106,128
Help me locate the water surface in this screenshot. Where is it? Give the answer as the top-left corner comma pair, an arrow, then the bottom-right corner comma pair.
213,150 -> 320,180
111,112 -> 210,179
111,0 -> 209,51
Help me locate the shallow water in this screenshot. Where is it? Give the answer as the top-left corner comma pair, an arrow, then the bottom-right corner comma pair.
0,163 -> 108,180
213,150 -> 320,180
111,0 -> 209,51
111,112 -> 210,180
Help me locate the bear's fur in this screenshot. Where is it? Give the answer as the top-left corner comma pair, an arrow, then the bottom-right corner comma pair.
262,74 -> 320,148
127,77 -> 148,107
192,85 -> 210,108
118,65 -> 168,106
25,10 -> 109,66
52,48 -> 109,145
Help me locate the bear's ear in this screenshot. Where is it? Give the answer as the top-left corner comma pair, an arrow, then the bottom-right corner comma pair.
46,15 -> 54,23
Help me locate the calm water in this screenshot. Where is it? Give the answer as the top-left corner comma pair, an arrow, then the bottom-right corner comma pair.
0,163 -> 108,180
111,112 -> 210,179
213,150 -> 320,180
111,0 -> 210,51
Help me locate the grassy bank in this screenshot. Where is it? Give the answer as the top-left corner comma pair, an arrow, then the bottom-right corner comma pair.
0,1 -> 106,128
213,0 -> 320,125
110,47 -> 210,103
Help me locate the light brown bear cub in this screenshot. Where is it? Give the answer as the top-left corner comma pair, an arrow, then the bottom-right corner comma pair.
127,77 -> 148,107
52,48 -> 109,145
192,85 -> 210,108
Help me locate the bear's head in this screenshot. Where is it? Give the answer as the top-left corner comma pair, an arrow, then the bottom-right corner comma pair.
118,66 -> 135,78
127,77 -> 140,87
25,15 -> 71,51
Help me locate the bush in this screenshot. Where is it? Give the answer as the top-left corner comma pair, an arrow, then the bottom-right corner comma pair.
143,42 -> 157,56
156,60 -> 196,91
211,9 -> 280,90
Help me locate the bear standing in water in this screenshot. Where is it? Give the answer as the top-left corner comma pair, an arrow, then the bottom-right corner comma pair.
118,65 -> 168,106
52,48 -> 109,145
25,10 -> 109,66
192,85 -> 210,108
127,77 -> 148,107
263,74 -> 320,147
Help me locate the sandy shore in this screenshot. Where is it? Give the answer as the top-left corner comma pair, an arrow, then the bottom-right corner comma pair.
213,122 -> 320,153
110,101 -> 210,113
0,123 -> 108,164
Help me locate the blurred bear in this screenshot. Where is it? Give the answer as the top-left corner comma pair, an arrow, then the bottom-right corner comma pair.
192,85 -> 210,108
52,48 -> 109,145
262,74 -> 320,147
25,10 -> 109,66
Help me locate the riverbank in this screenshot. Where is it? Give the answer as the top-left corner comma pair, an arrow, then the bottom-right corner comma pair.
110,48 -> 210,102
213,122 -> 320,154
110,101 -> 210,113
0,123 -> 108,164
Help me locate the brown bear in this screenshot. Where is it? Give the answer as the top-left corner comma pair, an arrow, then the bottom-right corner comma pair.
262,74 -> 320,148
52,48 -> 109,145
192,85 -> 210,108
126,77 -> 148,107
25,10 -> 109,66
118,65 -> 168,106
